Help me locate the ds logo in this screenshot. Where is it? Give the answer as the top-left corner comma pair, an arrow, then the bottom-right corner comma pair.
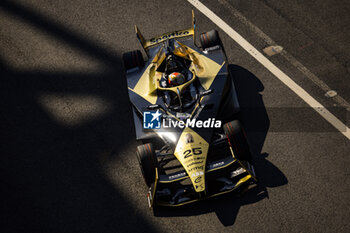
143,110 -> 162,129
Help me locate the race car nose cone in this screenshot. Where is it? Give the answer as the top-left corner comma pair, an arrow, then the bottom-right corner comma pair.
175,128 -> 209,193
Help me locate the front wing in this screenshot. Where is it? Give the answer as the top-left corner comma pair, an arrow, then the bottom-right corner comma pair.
148,155 -> 257,207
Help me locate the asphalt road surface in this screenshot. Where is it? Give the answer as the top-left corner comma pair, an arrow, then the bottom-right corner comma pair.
1,0 -> 349,232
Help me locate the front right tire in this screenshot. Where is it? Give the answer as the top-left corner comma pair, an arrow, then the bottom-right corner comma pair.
200,30 -> 221,50
223,120 -> 252,161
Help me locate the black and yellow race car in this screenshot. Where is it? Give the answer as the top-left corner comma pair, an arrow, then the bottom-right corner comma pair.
123,11 -> 257,207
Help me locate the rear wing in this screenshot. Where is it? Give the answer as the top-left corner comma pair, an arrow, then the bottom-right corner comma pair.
135,10 -> 196,53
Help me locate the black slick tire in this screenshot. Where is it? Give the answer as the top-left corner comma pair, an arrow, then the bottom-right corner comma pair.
136,143 -> 158,187
223,120 -> 252,161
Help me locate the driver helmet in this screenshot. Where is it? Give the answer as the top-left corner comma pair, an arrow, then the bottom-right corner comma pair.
168,72 -> 185,86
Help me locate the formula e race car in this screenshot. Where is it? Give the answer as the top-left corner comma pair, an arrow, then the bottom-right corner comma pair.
123,11 -> 257,207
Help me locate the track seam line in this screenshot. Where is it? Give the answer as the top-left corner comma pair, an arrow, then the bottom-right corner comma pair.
187,0 -> 350,140
217,0 -> 350,111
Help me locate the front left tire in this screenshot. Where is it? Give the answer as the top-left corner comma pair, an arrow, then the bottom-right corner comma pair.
136,143 -> 158,187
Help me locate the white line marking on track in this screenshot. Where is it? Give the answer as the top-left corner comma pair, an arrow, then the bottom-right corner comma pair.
216,0 -> 350,111
187,0 -> 350,140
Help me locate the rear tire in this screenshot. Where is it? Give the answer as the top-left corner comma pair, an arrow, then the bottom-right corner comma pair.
123,50 -> 144,70
200,30 -> 221,50
223,120 -> 252,161
136,143 -> 158,187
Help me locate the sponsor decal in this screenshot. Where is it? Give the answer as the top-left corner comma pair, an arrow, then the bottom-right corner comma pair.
194,176 -> 202,183
176,112 -> 191,120
150,30 -> 190,44
183,147 -> 202,159
186,161 -> 203,167
185,133 -> 194,144
191,171 -> 204,177
179,156 -> 205,165
231,167 -> 245,177
212,161 -> 224,168
203,45 -> 220,53
169,172 -> 186,180
187,165 -> 204,173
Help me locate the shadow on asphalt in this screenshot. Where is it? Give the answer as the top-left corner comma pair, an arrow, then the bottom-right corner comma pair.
153,65 -> 288,226
0,1 -> 158,233
0,0 -> 287,230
